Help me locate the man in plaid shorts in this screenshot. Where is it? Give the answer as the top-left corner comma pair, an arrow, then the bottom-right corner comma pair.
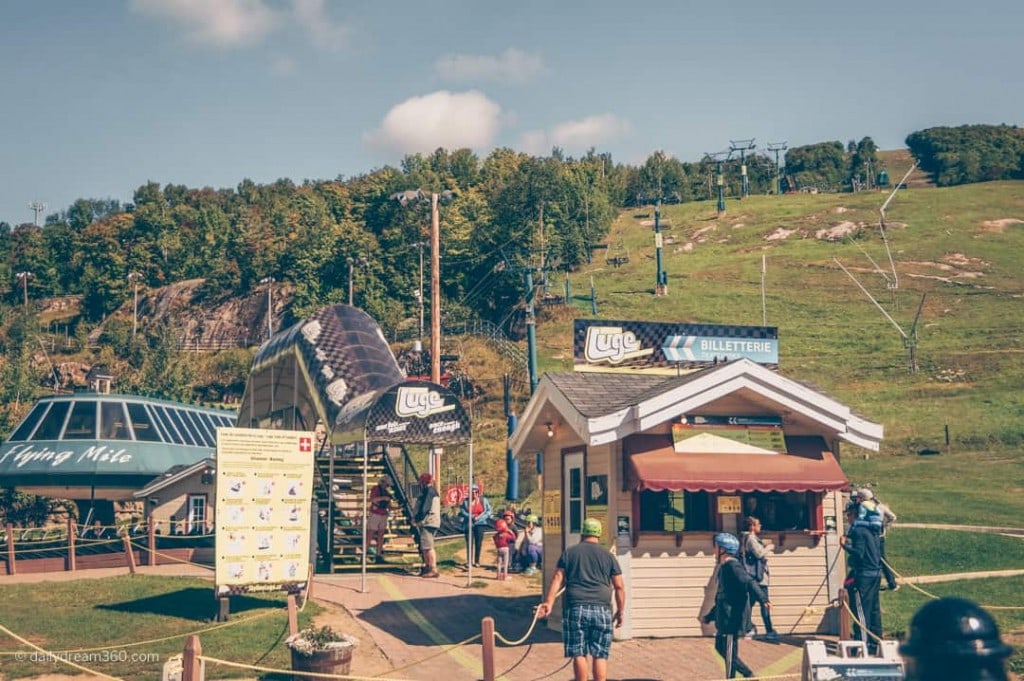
537,518 -> 625,681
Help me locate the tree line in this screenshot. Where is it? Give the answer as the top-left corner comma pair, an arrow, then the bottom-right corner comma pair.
0,127 -> 1007,338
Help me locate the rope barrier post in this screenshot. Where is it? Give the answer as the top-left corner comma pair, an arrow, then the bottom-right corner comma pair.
217,596 -> 230,623
183,634 -> 203,681
147,516 -> 156,566
123,533 -> 137,575
6,522 -> 15,575
287,594 -> 299,637
481,616 -> 496,681
66,517 -> 76,572
838,588 -> 851,640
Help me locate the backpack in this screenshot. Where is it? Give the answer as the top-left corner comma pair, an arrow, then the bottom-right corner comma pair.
742,536 -> 767,582
858,499 -> 884,533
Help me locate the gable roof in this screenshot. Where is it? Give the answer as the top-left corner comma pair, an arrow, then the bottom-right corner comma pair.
510,358 -> 883,454
133,457 -> 215,498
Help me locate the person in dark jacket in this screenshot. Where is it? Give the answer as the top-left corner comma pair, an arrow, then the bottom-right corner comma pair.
842,501 -> 883,653
702,532 -> 771,678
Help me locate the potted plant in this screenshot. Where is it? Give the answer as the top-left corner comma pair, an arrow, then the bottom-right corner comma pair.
286,624 -> 358,679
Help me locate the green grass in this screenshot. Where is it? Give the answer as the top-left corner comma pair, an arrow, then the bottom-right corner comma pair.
884,528 -> 1024,577
881,576 -> 1024,674
0,575 -> 321,680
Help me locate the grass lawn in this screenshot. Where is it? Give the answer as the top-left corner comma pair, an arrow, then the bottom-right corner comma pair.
0,575 -> 321,680
881,575 -> 1024,675
885,528 -> 1024,578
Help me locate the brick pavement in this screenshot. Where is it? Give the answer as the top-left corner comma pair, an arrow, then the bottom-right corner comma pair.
313,570 -> 807,681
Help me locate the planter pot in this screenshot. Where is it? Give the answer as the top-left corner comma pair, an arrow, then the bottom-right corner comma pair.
289,636 -> 357,680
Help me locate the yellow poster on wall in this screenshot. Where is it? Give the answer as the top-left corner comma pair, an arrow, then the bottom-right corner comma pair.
215,427 -> 315,592
543,489 -> 561,538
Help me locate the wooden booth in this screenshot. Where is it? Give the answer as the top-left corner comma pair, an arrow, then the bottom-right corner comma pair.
510,357 -> 882,639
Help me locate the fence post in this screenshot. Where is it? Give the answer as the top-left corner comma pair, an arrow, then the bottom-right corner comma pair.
123,533 -> 137,575
182,635 -> 203,681
481,616 -> 495,681
838,588 -> 851,640
148,516 -> 157,566
67,517 -> 76,572
6,523 -> 15,575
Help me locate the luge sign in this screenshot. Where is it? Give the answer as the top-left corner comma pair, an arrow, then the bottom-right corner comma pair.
215,427 -> 314,593
574,319 -> 779,373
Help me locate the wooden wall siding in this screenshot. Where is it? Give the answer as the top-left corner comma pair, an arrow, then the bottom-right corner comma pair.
629,541 -> 833,638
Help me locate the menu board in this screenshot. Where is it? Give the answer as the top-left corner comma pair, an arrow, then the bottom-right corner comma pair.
215,427 -> 315,591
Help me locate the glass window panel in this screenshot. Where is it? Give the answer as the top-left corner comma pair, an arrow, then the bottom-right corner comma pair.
99,402 -> 131,440
186,410 -> 214,446
167,408 -> 198,446
153,406 -> 184,444
10,402 -> 50,441
30,402 -> 70,441
63,401 -> 97,440
128,403 -> 163,443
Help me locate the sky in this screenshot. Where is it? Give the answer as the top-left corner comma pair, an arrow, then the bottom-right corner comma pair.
2,0 -> 1022,226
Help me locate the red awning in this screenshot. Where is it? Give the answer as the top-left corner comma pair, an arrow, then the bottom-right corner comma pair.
625,434 -> 848,493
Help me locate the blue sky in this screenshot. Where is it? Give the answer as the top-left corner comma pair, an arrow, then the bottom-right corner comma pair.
2,0 -> 1021,226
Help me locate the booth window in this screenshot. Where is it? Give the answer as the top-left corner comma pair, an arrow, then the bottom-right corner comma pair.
638,490 -> 712,531
742,491 -> 815,531
100,401 -> 131,440
187,495 -> 207,535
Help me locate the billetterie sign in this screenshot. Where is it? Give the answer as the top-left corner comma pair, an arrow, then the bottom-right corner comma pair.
215,427 -> 314,593
573,319 -> 779,373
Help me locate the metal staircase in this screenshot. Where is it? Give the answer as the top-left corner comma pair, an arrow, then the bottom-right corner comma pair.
313,443 -> 423,572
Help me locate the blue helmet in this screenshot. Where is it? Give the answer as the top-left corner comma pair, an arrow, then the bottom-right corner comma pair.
714,532 -> 741,556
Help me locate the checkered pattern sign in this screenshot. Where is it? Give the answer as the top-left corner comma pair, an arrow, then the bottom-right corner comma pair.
336,380 -> 471,445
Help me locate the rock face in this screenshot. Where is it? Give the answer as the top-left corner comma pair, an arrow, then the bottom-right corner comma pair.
89,278 -> 292,350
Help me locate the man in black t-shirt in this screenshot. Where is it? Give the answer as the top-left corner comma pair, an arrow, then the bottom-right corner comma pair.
537,518 -> 625,681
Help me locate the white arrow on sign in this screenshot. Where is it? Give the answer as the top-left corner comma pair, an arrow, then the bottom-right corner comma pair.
662,335 -> 696,361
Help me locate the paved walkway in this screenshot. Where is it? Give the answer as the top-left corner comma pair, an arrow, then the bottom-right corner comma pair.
312,571 -> 806,681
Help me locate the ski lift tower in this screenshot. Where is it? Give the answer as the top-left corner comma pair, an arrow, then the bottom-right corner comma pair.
653,200 -> 668,296
730,139 -> 756,198
704,151 -> 730,216
767,142 -> 788,195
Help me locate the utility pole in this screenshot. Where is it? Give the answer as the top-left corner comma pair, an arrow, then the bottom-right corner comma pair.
128,272 -> 142,338
654,201 -> 667,296
415,241 -> 425,342
525,269 -> 538,393
28,201 -> 46,227
15,271 -> 32,307
767,142 -> 788,195
259,276 -> 274,339
429,194 -> 441,384
729,139 -> 756,198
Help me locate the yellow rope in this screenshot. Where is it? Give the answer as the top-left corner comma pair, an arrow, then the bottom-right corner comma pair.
369,633 -> 482,677
128,538 -> 215,570
9,536 -> 124,553
882,558 -> 1024,611
0,609 -> 276,656
842,599 -> 885,644
0,622 -> 124,680
200,654 -> 415,680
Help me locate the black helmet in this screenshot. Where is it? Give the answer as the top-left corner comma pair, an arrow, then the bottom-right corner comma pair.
900,598 -> 1012,679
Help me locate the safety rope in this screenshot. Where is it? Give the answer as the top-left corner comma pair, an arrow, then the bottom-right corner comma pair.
8,536 -> 124,553
882,557 -> 1024,611
128,538 -> 215,570
369,633 -> 482,677
0,609 -> 276,656
0,622 -> 124,680
199,654 -> 415,680
841,599 -> 885,645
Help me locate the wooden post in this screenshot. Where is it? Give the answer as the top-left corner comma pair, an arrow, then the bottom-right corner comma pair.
67,517 -> 76,572
838,588 -> 851,640
6,522 -> 15,576
182,634 -> 203,681
287,593 -> 299,637
217,596 -> 230,622
123,533 -> 137,575
147,516 -> 156,566
481,616 -> 495,681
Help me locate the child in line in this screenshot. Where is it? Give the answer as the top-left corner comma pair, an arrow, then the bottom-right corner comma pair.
493,518 -> 517,580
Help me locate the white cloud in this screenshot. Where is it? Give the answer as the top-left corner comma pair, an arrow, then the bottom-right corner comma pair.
130,0 -> 280,48
434,48 -> 544,84
269,55 -> 297,76
291,0 -> 353,52
518,114 -> 631,155
365,91 -> 504,156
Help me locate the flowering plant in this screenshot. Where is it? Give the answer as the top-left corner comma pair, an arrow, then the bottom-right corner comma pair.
286,625 -> 355,657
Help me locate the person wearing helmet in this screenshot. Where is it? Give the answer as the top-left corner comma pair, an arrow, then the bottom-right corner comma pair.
855,488 -> 899,591
458,483 -> 493,567
900,597 -> 1013,681
492,518 -> 517,580
702,532 -> 771,678
841,500 -> 883,653
517,514 -> 543,575
412,472 -> 441,578
537,518 -> 625,681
